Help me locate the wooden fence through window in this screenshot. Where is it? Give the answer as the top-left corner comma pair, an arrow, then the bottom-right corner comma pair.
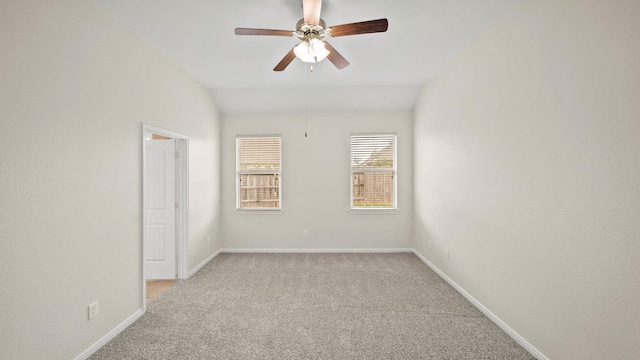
239,174 -> 280,208
352,172 -> 393,207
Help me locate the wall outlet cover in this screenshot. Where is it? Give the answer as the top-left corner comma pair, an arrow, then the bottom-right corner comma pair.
88,301 -> 99,320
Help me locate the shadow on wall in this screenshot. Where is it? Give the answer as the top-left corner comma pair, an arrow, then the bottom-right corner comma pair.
413,213 -> 440,263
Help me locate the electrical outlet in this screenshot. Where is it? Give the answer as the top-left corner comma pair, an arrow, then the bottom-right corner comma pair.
428,239 -> 432,249
303,230 -> 308,237
445,251 -> 450,260
88,301 -> 99,320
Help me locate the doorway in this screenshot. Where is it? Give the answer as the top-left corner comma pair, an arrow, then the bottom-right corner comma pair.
142,124 -> 189,310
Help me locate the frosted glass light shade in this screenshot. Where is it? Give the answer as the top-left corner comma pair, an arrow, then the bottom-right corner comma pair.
294,38 -> 330,63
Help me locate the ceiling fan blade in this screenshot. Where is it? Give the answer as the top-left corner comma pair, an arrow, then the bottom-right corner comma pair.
274,48 -> 297,71
323,42 -> 349,70
328,18 -> 388,37
302,0 -> 322,25
235,28 -> 294,36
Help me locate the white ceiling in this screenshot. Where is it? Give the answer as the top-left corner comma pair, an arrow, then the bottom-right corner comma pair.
92,0 -> 521,114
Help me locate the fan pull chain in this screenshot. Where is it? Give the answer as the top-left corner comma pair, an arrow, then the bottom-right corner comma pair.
304,63 -> 309,137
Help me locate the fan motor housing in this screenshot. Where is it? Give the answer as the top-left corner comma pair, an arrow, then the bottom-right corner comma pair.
296,18 -> 327,40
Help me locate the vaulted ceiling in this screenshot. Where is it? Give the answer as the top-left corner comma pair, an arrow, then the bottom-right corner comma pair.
93,0 -> 521,114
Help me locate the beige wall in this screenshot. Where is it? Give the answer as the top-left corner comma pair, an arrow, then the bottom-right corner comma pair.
413,0 -> 640,358
3,0 -> 640,358
0,1 -> 221,359
221,112 -> 413,250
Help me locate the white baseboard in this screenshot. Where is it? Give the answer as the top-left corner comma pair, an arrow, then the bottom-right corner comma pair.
188,248 -> 222,278
74,309 -> 144,360
411,249 -> 548,360
221,248 -> 414,254
76,250 -> 222,359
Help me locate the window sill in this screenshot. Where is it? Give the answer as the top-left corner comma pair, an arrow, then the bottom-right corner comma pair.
234,209 -> 283,214
349,208 -> 399,214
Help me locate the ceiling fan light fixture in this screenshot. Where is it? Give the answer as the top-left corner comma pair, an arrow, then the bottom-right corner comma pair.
294,38 -> 330,63
234,0 -> 388,71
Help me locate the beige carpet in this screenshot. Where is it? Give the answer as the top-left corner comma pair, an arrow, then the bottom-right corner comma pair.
90,253 -> 534,359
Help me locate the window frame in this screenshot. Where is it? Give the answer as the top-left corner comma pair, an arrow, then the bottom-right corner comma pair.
236,135 -> 282,211
349,133 -> 398,211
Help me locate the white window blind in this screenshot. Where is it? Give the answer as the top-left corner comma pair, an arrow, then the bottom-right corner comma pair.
236,136 -> 281,209
350,134 -> 397,209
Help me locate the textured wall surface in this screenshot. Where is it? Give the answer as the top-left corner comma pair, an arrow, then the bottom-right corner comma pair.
413,0 -> 640,358
0,1 -> 221,359
221,112 -> 413,250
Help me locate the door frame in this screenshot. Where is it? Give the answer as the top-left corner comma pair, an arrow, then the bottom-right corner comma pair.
141,123 -> 189,311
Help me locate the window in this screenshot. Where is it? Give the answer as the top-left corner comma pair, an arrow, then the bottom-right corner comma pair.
350,134 -> 397,209
236,136 -> 281,210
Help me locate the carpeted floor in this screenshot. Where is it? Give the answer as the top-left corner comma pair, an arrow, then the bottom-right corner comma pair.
90,253 -> 535,359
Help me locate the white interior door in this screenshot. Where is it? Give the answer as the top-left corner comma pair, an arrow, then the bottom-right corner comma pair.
145,139 -> 176,279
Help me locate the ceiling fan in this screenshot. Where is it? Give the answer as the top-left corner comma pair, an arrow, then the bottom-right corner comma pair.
234,0 -> 388,71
